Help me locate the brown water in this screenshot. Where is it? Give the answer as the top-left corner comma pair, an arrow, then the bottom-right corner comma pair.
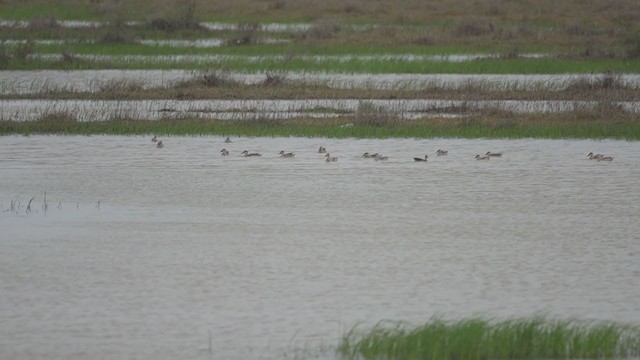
1,135 -> 639,359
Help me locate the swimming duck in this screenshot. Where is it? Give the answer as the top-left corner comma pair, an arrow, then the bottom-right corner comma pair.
486,151 -> 502,157
475,154 -> 490,160
436,149 -> 448,156
220,149 -> 229,156
374,154 -> 389,161
279,151 -> 295,158
318,146 -> 327,153
156,140 -> 164,148
414,155 -> 428,162
151,135 -> 158,142
588,152 -> 604,160
224,137 -> 232,143
362,152 -> 379,158
325,154 -> 338,162
241,150 -> 262,157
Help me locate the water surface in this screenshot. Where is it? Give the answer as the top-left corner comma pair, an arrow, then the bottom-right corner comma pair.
1,135 -> 639,359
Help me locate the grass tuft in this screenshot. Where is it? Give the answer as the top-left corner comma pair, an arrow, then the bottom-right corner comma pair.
339,317 -> 640,360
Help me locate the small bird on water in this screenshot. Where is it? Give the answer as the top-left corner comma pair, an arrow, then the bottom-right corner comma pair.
279,151 -> 295,158
325,154 -> 338,162
241,150 -> 262,157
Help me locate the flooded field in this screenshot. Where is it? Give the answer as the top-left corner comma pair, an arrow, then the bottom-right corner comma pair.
2,98 -> 639,122
29,53 -> 550,64
2,38 -> 290,47
3,70 -> 640,95
1,135 -> 639,359
0,19 -> 314,32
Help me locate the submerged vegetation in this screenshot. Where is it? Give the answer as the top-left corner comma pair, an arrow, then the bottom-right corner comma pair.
339,317 -> 640,360
2,71 -> 638,101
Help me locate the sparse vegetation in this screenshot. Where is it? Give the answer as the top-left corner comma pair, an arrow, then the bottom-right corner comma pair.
2,73 -> 638,101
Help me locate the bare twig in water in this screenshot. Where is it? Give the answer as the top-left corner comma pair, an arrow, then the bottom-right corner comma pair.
26,196 -> 34,213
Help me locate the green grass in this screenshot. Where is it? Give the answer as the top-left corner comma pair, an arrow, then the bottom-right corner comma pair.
31,42 -> 504,57
339,317 -> 640,360
6,54 -> 640,74
3,114 -> 640,140
0,4 -> 94,20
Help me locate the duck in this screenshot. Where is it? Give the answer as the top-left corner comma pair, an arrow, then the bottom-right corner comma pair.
597,156 -> 614,161
318,146 -> 327,153
151,135 -> 158,142
241,150 -> 262,157
325,153 -> 338,162
486,151 -> 502,157
224,137 -> 232,143
374,154 -> 389,161
279,150 -> 295,158
436,149 -> 448,156
475,154 -> 490,160
588,152 -> 604,160
362,152 -> 379,158
220,148 -> 229,156
156,140 -> 164,148
414,155 -> 428,162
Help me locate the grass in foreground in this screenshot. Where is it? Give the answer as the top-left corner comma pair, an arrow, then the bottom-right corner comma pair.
2,108 -> 639,140
339,317 -> 640,360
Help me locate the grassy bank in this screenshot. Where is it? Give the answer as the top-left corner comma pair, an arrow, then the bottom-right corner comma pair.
1,0 -> 639,32
2,108 -> 639,140
5,55 -> 640,73
339,317 -> 640,360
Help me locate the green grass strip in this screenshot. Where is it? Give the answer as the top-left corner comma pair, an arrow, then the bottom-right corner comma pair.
0,4 -> 94,20
339,317 -> 640,360
6,55 -> 640,73
3,116 -> 640,140
30,43 -> 511,57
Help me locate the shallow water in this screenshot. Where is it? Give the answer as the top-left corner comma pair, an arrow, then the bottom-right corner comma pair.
3,70 -> 640,95
1,135 -> 639,359
2,38 -> 289,48
1,98 -> 639,121
0,19 -> 311,32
